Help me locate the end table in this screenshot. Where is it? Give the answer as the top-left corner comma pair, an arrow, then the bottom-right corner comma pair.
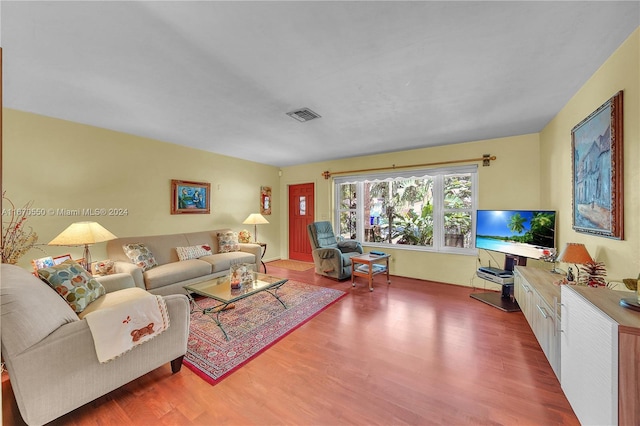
351,253 -> 391,291
258,242 -> 267,273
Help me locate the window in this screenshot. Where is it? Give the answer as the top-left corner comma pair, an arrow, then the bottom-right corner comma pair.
334,165 -> 477,253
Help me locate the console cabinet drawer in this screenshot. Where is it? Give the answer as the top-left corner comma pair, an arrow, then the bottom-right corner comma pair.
513,267 -> 561,379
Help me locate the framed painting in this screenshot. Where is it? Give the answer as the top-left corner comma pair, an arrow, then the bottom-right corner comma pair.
260,186 -> 272,215
171,179 -> 211,215
52,253 -> 72,265
571,91 -> 623,239
32,256 -> 54,271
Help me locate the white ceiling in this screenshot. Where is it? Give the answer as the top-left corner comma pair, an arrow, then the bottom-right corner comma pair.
2,1 -> 639,167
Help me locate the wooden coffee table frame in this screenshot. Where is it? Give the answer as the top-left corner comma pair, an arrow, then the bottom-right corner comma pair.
351,253 -> 391,291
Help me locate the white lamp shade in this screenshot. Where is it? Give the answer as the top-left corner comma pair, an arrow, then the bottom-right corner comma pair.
243,214 -> 269,225
48,222 -> 117,246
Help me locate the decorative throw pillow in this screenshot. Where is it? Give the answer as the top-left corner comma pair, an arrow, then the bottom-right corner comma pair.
91,259 -> 115,275
238,229 -> 252,243
122,243 -> 158,271
175,244 -> 213,261
217,231 -> 240,253
38,259 -> 106,313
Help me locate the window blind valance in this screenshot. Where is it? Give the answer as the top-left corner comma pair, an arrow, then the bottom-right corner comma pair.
334,164 -> 478,185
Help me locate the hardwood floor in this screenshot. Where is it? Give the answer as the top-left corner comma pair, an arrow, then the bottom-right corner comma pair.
2,264 -> 579,425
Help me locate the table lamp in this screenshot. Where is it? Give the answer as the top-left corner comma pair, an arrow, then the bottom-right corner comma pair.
49,221 -> 117,271
242,213 -> 269,243
556,242 -> 593,282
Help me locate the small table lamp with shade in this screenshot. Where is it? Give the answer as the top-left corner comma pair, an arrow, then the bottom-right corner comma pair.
48,221 -> 117,271
556,242 -> 593,283
242,213 -> 269,243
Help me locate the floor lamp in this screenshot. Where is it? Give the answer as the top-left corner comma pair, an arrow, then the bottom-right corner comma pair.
243,213 -> 269,243
49,221 -> 117,271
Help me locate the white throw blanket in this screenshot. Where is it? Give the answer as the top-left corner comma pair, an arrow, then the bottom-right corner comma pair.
83,288 -> 170,363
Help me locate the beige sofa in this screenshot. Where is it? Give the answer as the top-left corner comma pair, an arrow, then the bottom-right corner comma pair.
0,264 -> 190,426
106,229 -> 261,296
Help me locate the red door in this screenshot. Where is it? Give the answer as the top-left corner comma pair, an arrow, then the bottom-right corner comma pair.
289,183 -> 314,262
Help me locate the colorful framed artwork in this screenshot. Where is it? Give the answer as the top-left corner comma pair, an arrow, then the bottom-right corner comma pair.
260,186 -> 272,215
32,256 -> 54,271
571,90 -> 623,239
171,179 -> 211,215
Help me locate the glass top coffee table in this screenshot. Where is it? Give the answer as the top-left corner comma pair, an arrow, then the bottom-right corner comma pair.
184,272 -> 288,340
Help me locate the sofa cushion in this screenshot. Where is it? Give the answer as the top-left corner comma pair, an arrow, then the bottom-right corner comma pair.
199,252 -> 256,273
123,243 -> 158,271
217,231 -> 239,253
37,260 -> 106,314
175,244 -> 213,261
1,264 -> 79,357
183,231 -> 217,252
143,259 -> 212,290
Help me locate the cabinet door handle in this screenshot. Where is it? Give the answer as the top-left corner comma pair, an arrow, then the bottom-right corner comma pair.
536,304 -> 549,319
553,296 -> 559,336
523,283 -> 532,293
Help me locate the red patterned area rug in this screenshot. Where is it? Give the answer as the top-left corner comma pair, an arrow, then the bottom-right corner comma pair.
184,281 -> 345,385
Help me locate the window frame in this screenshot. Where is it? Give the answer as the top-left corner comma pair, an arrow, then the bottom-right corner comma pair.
334,165 -> 478,255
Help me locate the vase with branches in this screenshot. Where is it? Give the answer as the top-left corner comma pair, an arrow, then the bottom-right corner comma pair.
1,192 -> 41,264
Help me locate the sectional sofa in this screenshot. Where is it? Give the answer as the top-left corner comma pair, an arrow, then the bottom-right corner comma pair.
106,229 -> 262,296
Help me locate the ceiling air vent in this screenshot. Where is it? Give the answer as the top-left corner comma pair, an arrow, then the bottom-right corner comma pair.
286,108 -> 321,122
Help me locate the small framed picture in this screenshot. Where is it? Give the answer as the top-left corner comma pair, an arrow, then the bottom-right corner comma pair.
32,256 -> 54,271
53,253 -> 72,265
260,186 -> 272,215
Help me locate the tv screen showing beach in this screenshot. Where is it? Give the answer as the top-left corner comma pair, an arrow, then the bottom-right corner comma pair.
475,210 -> 556,259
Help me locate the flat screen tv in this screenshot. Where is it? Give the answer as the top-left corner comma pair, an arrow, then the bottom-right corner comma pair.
475,210 -> 556,260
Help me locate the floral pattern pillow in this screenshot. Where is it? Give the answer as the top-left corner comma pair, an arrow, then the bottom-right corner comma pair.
38,259 -> 106,313
122,243 -> 158,271
217,231 -> 240,253
175,244 -> 213,261
91,259 -> 115,275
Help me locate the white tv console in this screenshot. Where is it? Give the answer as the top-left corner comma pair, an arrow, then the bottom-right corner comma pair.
514,265 -> 640,425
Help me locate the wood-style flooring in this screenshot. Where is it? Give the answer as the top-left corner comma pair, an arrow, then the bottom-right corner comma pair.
2,263 -> 579,425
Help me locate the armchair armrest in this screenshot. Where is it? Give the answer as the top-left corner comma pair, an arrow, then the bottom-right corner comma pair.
337,240 -> 363,254
314,247 -> 341,259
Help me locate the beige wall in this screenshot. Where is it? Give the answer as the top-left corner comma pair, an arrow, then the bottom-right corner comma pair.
540,28 -> 639,287
3,109 -> 281,268
280,133 -> 543,290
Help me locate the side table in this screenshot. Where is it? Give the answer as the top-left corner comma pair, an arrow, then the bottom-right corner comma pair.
258,242 -> 267,273
351,253 -> 391,291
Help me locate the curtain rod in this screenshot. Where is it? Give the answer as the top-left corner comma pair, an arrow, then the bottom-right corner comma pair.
321,154 -> 496,179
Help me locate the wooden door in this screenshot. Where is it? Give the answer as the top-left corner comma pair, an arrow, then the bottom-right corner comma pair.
288,183 -> 314,262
